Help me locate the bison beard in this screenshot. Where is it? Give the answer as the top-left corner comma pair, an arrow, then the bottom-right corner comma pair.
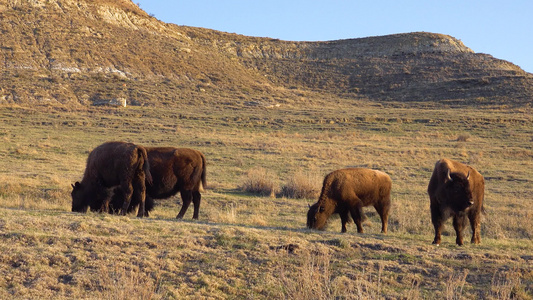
108,147 -> 206,219
71,141 -> 151,217
307,168 -> 392,234
427,158 -> 485,246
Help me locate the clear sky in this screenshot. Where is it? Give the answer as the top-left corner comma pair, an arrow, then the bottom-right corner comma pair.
136,1 -> 532,73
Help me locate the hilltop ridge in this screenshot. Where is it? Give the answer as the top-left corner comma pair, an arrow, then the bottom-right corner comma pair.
0,0 -> 532,107
211,31 -> 475,59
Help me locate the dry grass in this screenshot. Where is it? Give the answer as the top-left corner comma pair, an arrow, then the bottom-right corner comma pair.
239,167 -> 277,197
279,170 -> 321,199
0,102 -> 532,299
1,207 -> 530,299
456,133 -> 471,142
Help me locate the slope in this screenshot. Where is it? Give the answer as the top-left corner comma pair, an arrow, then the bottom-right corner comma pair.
0,0 -> 532,107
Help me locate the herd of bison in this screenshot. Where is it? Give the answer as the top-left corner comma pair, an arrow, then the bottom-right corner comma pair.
71,141 -> 485,246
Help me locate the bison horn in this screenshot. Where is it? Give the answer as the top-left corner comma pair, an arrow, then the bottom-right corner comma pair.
446,169 -> 452,182
466,171 -> 470,180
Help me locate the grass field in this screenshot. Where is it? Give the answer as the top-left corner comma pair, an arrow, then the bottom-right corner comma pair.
0,99 -> 532,299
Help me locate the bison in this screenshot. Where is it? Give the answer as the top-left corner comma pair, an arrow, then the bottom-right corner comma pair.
110,147 -> 207,219
71,141 -> 152,217
307,168 -> 392,233
427,158 -> 485,246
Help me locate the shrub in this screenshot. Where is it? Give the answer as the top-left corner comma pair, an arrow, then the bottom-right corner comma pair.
456,134 -> 470,142
239,167 -> 277,197
279,171 -> 320,199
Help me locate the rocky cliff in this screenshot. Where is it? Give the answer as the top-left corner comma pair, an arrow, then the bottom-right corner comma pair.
1,0 -> 531,107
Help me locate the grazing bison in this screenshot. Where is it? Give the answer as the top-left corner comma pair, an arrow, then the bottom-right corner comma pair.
71,141 -> 152,217
427,158 -> 485,246
110,147 -> 207,219
307,168 -> 392,233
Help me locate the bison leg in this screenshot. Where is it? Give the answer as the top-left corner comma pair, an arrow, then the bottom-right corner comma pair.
430,203 -> 444,245
468,211 -> 481,244
143,195 -> 154,217
131,173 -> 146,218
349,204 -> 365,233
453,213 -> 468,246
432,225 -> 443,245
98,188 -> 114,214
99,201 -> 109,214
339,211 -> 349,233
374,202 -> 390,234
176,190 -> 193,219
192,190 -> 201,220
119,184 -> 134,216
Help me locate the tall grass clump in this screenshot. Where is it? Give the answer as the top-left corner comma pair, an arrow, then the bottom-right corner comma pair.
239,167 -> 277,197
268,251 -> 394,299
271,251 -> 339,299
96,263 -> 161,300
279,171 -> 321,199
487,268 -> 527,299
456,134 -> 471,142
444,270 -> 468,300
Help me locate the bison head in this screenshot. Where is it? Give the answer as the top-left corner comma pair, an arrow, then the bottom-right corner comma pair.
72,180 -> 114,213
71,182 -> 89,213
306,202 -> 332,230
444,170 -> 474,211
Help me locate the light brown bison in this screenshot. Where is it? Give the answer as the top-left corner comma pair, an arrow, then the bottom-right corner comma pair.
307,168 -> 392,233
427,158 -> 485,246
110,147 -> 207,219
71,141 -> 152,217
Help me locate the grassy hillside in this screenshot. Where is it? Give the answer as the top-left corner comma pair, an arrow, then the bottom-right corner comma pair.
1,0 -> 533,107
0,101 -> 531,299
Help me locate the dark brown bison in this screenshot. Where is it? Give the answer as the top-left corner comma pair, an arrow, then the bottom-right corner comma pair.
307,168 -> 392,233
427,158 -> 485,246
110,147 -> 206,219
71,141 -> 152,217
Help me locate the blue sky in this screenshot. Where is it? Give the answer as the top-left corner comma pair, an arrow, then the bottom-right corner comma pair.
136,1 -> 532,73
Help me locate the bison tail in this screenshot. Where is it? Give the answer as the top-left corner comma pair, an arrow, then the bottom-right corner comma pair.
139,147 -> 153,185
200,152 -> 207,191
